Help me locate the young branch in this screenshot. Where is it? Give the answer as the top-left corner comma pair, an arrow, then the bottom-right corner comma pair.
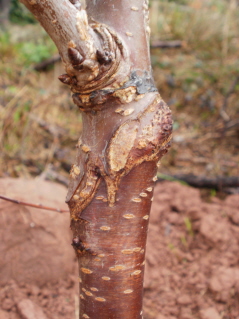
0,195 -> 69,213
20,0 -> 131,97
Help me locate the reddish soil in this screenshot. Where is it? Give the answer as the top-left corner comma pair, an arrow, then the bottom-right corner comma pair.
0,178 -> 239,319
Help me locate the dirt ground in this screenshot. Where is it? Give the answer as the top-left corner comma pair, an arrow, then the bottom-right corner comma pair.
0,178 -> 239,319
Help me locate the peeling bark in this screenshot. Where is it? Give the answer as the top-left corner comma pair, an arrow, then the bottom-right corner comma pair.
20,0 -> 172,318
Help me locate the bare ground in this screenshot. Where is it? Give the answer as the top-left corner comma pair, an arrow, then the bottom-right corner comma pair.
0,178 -> 239,319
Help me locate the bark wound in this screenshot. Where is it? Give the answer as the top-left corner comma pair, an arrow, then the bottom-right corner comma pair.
104,94 -> 172,205
108,123 -> 138,172
60,6 -> 171,217
67,93 -> 172,216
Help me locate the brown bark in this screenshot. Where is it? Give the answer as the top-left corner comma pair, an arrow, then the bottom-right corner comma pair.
19,0 -> 172,318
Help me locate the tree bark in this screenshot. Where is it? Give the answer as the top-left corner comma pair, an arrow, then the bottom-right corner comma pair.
19,0 -> 173,318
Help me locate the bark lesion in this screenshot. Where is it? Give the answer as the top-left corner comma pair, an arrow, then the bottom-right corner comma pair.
67,93 -> 172,214
68,160 -> 102,220
104,94 -> 172,205
21,0 -> 172,234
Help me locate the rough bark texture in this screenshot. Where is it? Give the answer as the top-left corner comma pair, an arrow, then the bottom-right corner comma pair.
19,0 -> 173,318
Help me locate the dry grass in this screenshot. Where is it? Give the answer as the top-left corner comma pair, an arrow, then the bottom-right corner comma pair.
150,0 -> 239,177
0,26 -> 81,179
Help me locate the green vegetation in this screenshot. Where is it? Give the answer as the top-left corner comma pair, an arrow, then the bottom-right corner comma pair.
9,0 -> 36,24
0,31 -> 56,67
184,217 -> 194,237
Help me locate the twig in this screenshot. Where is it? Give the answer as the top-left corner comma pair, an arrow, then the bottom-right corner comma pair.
29,114 -> 68,138
0,195 -> 69,213
157,173 -> 239,190
224,119 -> 239,130
34,55 -> 61,71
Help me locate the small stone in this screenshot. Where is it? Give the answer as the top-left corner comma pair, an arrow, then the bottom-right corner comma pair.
17,299 -> 48,319
2,298 -> 14,311
200,307 -> 220,319
180,308 -> 193,319
177,294 -> 192,305
227,207 -> 239,225
167,213 -> 183,225
200,215 -> 230,243
0,309 -> 10,318
41,288 -> 50,297
208,267 -> 239,302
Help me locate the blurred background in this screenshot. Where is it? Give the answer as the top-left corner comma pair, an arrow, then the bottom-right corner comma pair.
0,0 -> 239,194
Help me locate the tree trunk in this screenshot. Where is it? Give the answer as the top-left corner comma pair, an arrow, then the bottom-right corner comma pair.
19,0 -> 173,318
